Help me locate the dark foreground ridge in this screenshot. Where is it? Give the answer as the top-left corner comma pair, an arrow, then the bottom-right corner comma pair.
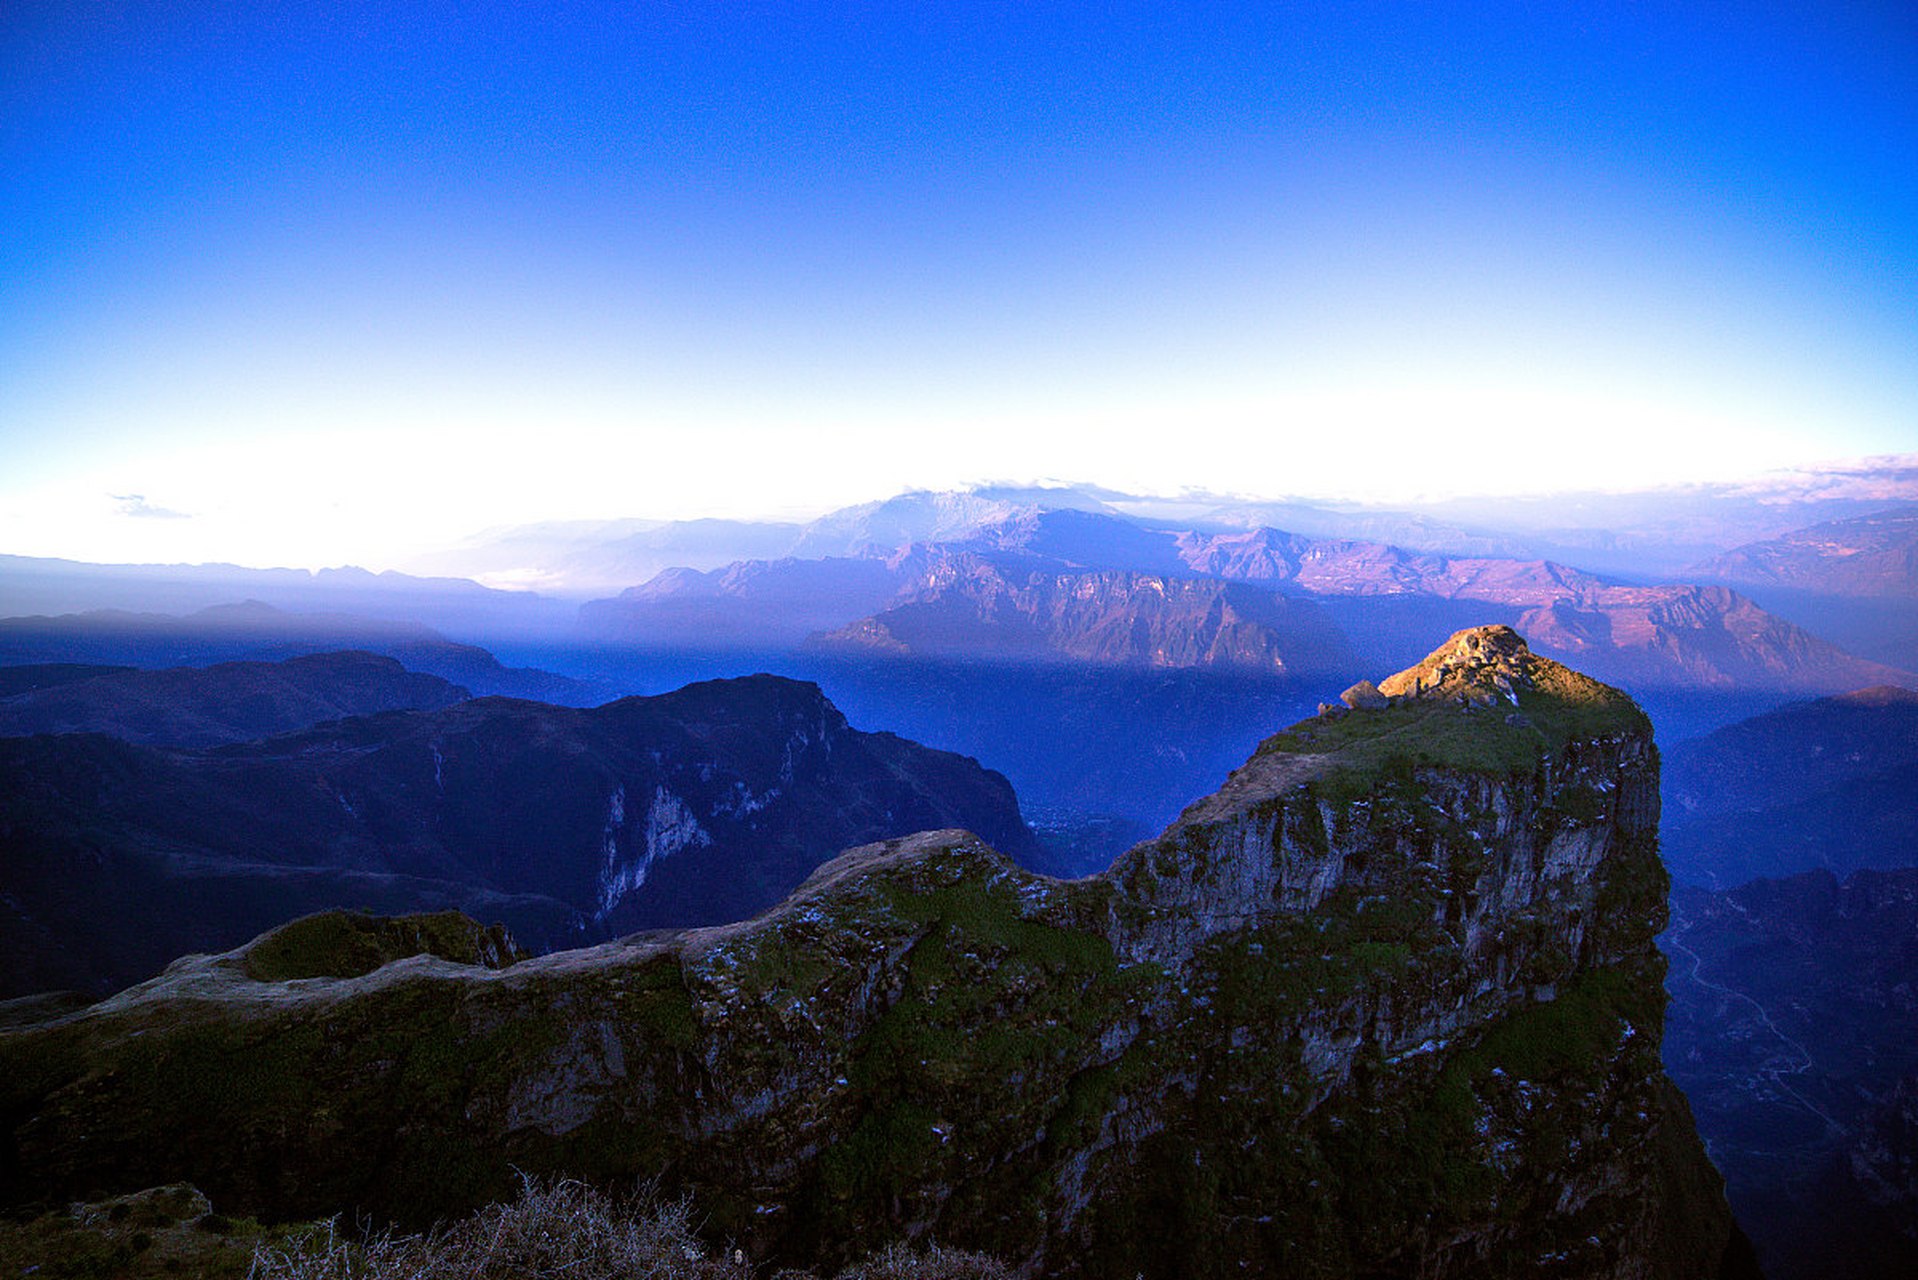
0,627 -> 1753,1278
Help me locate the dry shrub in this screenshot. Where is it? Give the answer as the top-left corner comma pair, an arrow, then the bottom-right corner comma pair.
246,1175 -> 739,1279
247,1176 -> 1012,1280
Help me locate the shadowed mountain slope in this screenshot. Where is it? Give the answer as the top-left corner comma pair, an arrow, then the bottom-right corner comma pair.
0,601 -> 598,703
0,675 -> 1033,997
813,550 -> 1356,675
1660,685 -> 1918,886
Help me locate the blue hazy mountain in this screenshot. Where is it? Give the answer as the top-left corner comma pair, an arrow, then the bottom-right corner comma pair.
1661,686 -> 1918,887
0,650 -> 469,747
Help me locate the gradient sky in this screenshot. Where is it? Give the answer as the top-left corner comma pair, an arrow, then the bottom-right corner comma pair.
3,1 -> 1917,569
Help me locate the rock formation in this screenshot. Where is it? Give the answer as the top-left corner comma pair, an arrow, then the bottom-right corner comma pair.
0,627 -> 1750,1278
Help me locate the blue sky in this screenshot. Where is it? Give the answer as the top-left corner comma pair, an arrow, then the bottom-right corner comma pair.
3,2 -> 1916,567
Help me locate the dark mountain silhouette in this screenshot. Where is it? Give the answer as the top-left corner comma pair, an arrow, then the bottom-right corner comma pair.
0,663 -> 133,698
0,651 -> 468,747
1661,686 -> 1918,886
0,675 -> 1033,998
0,601 -> 599,703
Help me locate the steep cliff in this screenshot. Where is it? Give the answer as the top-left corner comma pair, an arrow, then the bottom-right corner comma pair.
0,628 -> 1748,1278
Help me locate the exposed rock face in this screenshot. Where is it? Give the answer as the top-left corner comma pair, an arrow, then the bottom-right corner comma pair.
1178,528 -> 1911,693
0,629 -> 1746,1278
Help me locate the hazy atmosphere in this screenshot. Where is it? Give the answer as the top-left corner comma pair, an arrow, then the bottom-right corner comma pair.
4,2 -> 1916,567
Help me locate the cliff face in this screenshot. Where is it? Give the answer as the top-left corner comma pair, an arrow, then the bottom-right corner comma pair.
0,627 -> 1746,1278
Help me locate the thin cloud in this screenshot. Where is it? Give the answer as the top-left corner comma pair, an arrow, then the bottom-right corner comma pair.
110,493 -> 190,520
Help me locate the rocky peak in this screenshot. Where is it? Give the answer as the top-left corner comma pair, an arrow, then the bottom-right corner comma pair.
1378,623 -> 1538,703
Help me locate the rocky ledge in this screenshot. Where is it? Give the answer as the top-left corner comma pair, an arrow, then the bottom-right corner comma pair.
0,627 -> 1752,1279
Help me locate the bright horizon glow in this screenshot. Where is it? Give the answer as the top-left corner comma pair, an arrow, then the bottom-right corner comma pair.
4,3 -> 1916,570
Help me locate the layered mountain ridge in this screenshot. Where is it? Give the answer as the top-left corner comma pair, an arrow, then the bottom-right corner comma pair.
1692,506 -> 1918,599
813,549 -> 1356,675
584,506 -> 1905,694
0,628 -> 1750,1279
0,601 -> 597,703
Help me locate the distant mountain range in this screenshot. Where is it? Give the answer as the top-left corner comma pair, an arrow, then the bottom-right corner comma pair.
0,600 -> 601,703
1684,506 -> 1918,673
0,651 -> 468,746
11,471 -> 1918,703
581,506 -> 1909,695
1694,506 -> 1918,600
813,550 -> 1357,675
409,458 -> 1918,590
0,553 -> 569,636
0,674 -> 1035,998
8,476 -> 1918,857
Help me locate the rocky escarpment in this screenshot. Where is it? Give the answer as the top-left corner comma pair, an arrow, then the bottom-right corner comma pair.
0,628 -> 1748,1278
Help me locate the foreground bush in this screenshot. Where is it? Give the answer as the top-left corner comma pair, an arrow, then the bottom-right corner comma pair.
245,1175 -> 1010,1280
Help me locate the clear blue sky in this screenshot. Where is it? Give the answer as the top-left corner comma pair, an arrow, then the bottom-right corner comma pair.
3,1 -> 1916,566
